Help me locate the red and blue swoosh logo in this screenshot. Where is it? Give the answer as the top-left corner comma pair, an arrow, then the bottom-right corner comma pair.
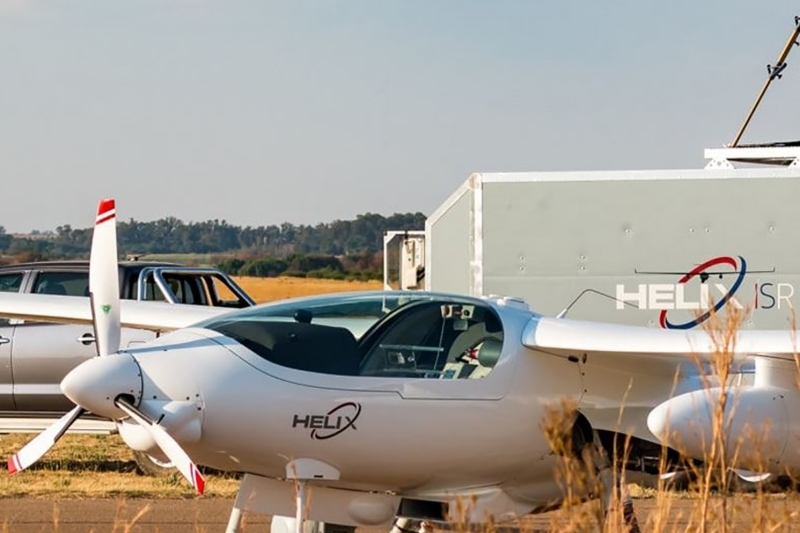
659,255 -> 747,330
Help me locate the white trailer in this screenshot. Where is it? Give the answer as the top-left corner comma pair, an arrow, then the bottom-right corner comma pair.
386,146 -> 800,330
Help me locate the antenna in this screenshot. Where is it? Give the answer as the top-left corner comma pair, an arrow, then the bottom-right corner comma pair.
556,288 -> 640,319
731,15 -> 800,147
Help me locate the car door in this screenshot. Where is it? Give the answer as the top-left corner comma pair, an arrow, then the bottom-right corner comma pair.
11,270 -> 156,413
0,270 -> 27,411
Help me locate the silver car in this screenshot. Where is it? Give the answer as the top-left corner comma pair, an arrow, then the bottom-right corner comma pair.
0,261 -> 253,419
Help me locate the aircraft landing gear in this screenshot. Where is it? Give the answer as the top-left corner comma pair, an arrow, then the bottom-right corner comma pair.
389,518 -> 435,533
224,507 -> 243,533
592,444 -> 641,533
389,518 -> 413,533
226,510 -> 327,533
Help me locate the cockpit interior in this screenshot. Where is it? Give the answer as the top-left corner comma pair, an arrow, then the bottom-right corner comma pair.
199,292 -> 505,379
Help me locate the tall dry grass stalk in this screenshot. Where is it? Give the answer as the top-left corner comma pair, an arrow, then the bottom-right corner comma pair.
541,391 -> 643,533
111,499 -> 152,533
446,494 -> 497,533
692,304 -> 748,533
541,398 -> 605,533
542,399 -> 584,527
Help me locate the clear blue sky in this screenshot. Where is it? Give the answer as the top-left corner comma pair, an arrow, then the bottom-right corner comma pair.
2,1 -> 799,232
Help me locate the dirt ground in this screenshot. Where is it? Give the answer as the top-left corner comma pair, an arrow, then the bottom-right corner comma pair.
1,496 -> 799,533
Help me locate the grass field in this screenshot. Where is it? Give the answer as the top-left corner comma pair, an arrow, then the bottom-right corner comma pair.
233,276 -> 382,303
134,253 -> 224,265
0,434 -> 240,498
0,277 -> 380,498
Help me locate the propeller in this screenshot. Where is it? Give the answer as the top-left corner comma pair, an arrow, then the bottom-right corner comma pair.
115,398 -> 205,494
7,198 -> 118,474
7,405 -> 85,474
7,199 -> 205,494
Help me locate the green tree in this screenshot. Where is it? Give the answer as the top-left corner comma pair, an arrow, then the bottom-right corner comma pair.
0,226 -> 11,251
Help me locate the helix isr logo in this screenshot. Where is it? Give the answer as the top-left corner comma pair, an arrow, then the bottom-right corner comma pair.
615,256 -> 795,330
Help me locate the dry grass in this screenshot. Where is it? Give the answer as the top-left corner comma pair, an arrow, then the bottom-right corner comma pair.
233,276 -> 382,303
0,433 -> 239,498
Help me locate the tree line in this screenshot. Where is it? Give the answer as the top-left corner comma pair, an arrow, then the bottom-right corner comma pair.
0,212 -> 426,280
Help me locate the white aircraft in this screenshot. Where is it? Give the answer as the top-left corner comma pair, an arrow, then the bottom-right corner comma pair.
1,200 -> 798,532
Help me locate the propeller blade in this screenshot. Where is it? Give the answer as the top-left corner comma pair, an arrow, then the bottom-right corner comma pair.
90,198 -> 121,357
115,398 -> 205,495
732,469 -> 772,484
7,405 -> 85,474
8,200 -> 121,475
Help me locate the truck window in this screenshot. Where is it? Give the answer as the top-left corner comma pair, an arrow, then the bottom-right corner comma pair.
132,272 -> 206,304
137,274 -> 163,301
163,275 -> 208,306
206,275 -> 249,308
32,272 -> 89,297
130,273 -> 172,302
130,268 -> 251,307
0,273 -> 24,293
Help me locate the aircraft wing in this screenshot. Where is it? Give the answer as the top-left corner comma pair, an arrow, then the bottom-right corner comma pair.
522,316 -> 800,443
524,316 -> 800,363
0,292 -> 229,332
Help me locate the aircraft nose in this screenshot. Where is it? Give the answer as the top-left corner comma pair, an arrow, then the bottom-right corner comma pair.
61,353 -> 143,419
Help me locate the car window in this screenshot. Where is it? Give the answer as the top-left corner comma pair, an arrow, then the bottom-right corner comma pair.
163,275 -> 208,305
32,271 -> 89,297
0,273 -> 24,293
0,272 -> 25,327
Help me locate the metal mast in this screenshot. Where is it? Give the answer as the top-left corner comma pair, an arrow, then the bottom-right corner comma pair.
731,16 -> 800,147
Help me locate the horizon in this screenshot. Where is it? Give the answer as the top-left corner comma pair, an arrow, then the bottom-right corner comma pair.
4,209 -> 426,236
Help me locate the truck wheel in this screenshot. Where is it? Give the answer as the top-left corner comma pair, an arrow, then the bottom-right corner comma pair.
133,450 -> 175,476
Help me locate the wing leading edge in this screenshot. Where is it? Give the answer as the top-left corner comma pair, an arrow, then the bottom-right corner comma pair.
0,292 -> 228,332
524,316 -> 800,364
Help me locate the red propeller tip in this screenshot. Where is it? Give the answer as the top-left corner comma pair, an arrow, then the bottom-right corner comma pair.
7,455 -> 20,475
191,463 -> 205,495
96,199 -> 116,225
